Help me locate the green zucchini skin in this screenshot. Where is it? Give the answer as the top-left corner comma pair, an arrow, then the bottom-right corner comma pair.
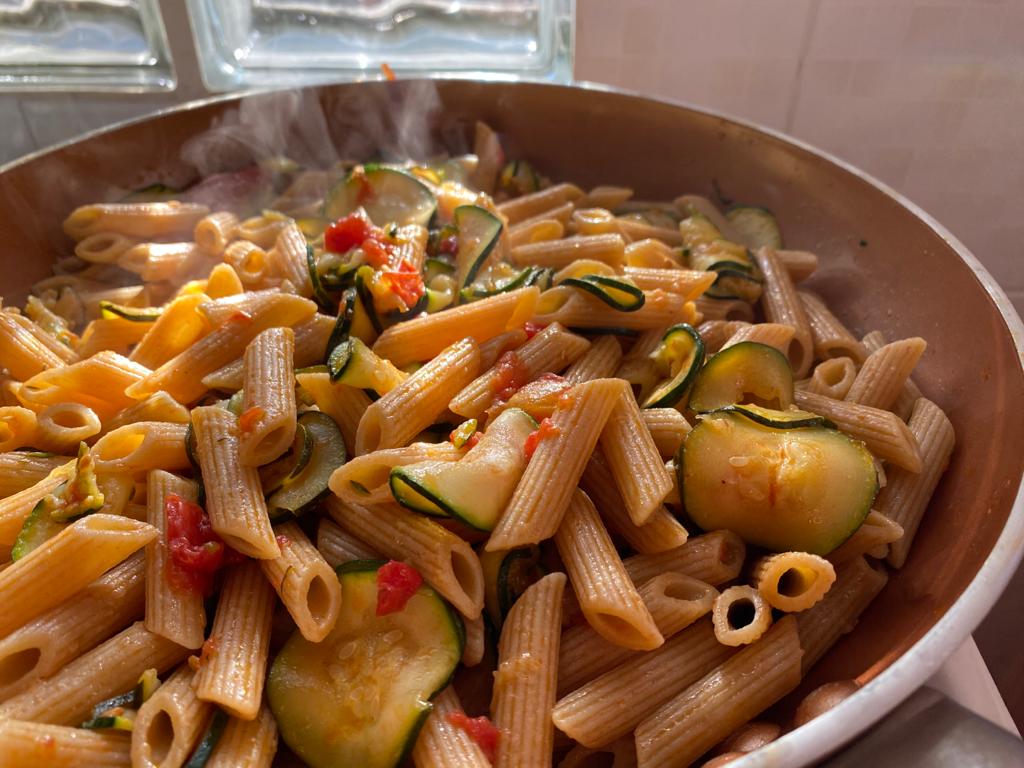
267,412 -> 347,519
688,341 -> 794,413
183,709 -> 228,768
642,323 -> 705,409
99,301 -> 162,322
11,498 -> 66,561
268,562 -> 463,768
561,274 -> 646,312
323,166 -> 437,228
453,205 -> 503,291
480,545 -> 546,629
726,206 -> 783,250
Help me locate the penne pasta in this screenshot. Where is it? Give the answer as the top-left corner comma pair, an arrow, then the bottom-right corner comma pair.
269,222 -> 314,295
329,441 -> 464,506
101,390 -> 191,433
509,234 -> 626,270
129,293 -> 211,370
496,182 -> 583,224
0,719 -> 131,766
753,551 -> 837,612
532,286 -> 695,332
0,450 -> 71,497
194,211 -> 239,256
131,665 -> 212,768
563,334 -> 623,384
712,585 -> 773,646
799,291 -> 867,364
804,356 -> 858,400
63,202 -> 210,241
827,509 -> 904,565
0,405 -> 37,452
720,321 -> 796,357
862,329 -> 923,421
412,686 -> 491,768
753,247 -> 813,377
845,337 -> 927,412
205,703 -> 279,768
622,529 -> 746,586
315,517 -> 379,568
640,407 -> 691,458
0,459 -> 74,545
92,421 -> 190,474
75,231 -> 138,264
240,326 -> 297,466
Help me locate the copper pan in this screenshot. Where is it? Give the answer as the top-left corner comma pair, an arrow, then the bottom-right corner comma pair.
1,80 -> 1022,766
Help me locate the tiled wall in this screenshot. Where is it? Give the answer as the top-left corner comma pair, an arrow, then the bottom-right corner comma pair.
1,0 -> 1021,311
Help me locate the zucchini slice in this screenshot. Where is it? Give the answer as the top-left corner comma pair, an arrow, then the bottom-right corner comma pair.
561,274 -> 646,312
389,408 -> 536,531
11,499 -> 66,561
323,166 -> 437,228
449,419 -> 479,449
308,245 -> 339,313
268,561 -> 464,768
80,668 -> 160,731
259,423 -> 313,495
453,205 -> 503,291
267,412 -> 347,518
688,342 -> 794,413
704,268 -> 763,303
327,337 -> 407,394
726,206 -> 783,250
480,545 -> 546,629
680,407 -> 877,554
99,301 -> 162,322
183,709 -> 228,768
719,403 -> 832,430
642,324 -> 705,409
460,266 -> 548,302
354,265 -> 384,334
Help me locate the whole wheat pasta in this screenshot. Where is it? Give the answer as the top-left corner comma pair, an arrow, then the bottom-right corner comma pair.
462,614 -> 487,668
236,213 -> 289,249
753,551 -> 837,612
795,556 -> 888,671
356,337 -> 480,454
0,459 -> 74,545
295,371 -> 373,456
76,316 -> 152,358
412,686 -> 491,768
10,310 -> 78,364
192,561 -> 276,720
509,217 -> 566,247
794,390 -> 922,472
509,234 -> 626,270
0,313 -> 66,381
878,398 -> 955,568
119,242 -> 200,282
798,291 -> 867,364
623,238 -> 679,269
101,390 -> 190,434
634,616 -> 802,767
614,327 -> 664,397
328,442 -> 464,506
558,739 -> 637,768
491,572 -> 565,768
191,406 -> 279,560
260,521 -> 342,642
570,207 -> 618,235
552,619 -> 733,748
145,471 -> 205,649
533,287 -> 695,332
240,327 -> 297,466
63,202 -> 210,241
555,490 -> 662,651
0,406 -> 37,452
0,719 -> 131,767
0,621 -> 187,725
129,293 -> 211,370
862,330 -> 923,421
194,211 -> 239,256
563,335 -> 623,384
579,185 -> 633,210
0,553 -> 144,702
805,356 -> 857,399
827,510 -> 904,565
32,402 -> 101,453
131,665 -> 212,768
18,351 -> 149,421
327,498 -> 484,619
0,450 -> 70,497
753,247 -> 813,377
270,222 -> 314,296
694,297 -> 755,323
92,421 -> 190,474
201,262 -> 244,298
621,266 -> 716,301
449,323 -> 589,418
622,530 -> 746,587
205,703 -> 279,768
616,217 -> 682,246
846,337 -> 927,412
775,249 -> 819,282
487,378 -> 625,551
721,322 -> 796,358
496,182 -> 583,224
712,585 -> 773,645
74,231 -> 138,264
292,312 -> 335,367
640,407 -> 691,458
697,320 -> 751,353
478,328 -> 528,369
315,518 -> 379,568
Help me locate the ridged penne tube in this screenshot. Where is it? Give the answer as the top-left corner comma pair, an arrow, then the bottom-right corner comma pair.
74,231 -> 138,264
805,356 -> 857,399
579,185 -> 633,210
616,217 -> 682,245
194,211 -> 239,256
580,449 -> 688,555
564,335 -> 622,384
496,182 -> 583,224
240,327 -> 296,465
508,217 -> 565,247
509,234 -> 626,270
827,510 -> 904,565
879,398 -> 955,568
794,390 -> 922,472
18,351 -> 150,420
673,195 -> 736,237
102,391 -> 190,434
32,402 -> 101,453
315,518 -> 378,568
192,561 -> 276,720
145,471 -> 205,649
261,521 -> 341,642
753,247 -> 813,377
127,292 -> 316,403
328,442 -> 464,506
119,242 -> 199,282
634,616 -> 803,767
202,262 -> 244,298
270,222 -> 314,296
799,291 -> 867,364
478,328 -> 528,369
487,378 -> 625,551
721,322 -> 796,358
796,556 -> 888,671
372,287 -> 539,367
206,703 -> 279,768
0,553 -> 144,702
698,320 -> 751,354
753,551 -> 837,612
0,405 -> 37,452
640,407 -> 691,458
412,686 -> 491,768
712,585 -> 773,645
694,297 -> 755,323
296,372 -> 372,456
92,422 -> 190,474
862,330 -> 923,421
356,337 -> 480,455
614,327 -> 664,395
10,310 -> 78,364
462,614 -> 486,667
0,459 -> 74,545
623,238 -> 679,269
63,201 -> 210,241
292,313 -> 335,367
0,514 -> 156,637
129,294 -> 211,370
236,213 -> 289,249
131,665 -> 212,768
0,621 -> 187,725
552,620 -> 733,748
845,337 -> 927,412
0,311 -> 68,380
327,498 -> 484,619
621,266 -> 716,301
191,406 -> 279,560
557,573 -> 718,696
492,572 -> 565,768
0,720 -> 131,766
775,249 -> 819,282
75,316 -> 152,358
555,490 -> 662,650
450,323 -> 589,418
599,387 -> 673,524
533,287 -> 694,332
558,739 -> 637,768
516,201 -> 575,230
0,450 -> 70,497
623,529 -> 746,586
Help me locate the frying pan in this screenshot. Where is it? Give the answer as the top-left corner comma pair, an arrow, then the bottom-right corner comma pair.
1,80 -> 1022,766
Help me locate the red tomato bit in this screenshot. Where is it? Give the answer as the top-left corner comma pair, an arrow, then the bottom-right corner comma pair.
381,62 -> 397,81
382,258 -> 425,308
324,210 -> 374,254
446,711 -> 500,762
376,560 -> 423,616
165,493 -> 243,595
238,406 -> 264,434
523,321 -> 548,339
492,351 -> 531,403
524,417 -> 561,460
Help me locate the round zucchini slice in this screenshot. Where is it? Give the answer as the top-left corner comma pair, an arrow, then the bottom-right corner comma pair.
479,545 -> 546,629
453,205 -> 503,291
726,206 -> 783,250
267,411 -> 347,519
680,407 -> 877,554
561,274 -> 646,312
688,342 -> 794,413
704,268 -> 763,302
642,323 -> 705,408
323,165 -> 436,228
268,561 -> 463,768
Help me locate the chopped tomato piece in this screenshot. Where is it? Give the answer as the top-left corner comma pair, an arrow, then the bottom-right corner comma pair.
382,259 -> 425,308
227,310 -> 252,324
492,351 -> 531,402
524,417 -> 561,460
376,560 -> 423,616
446,711 -> 500,762
238,406 -> 264,434
523,321 -> 548,339
325,210 -> 373,254
361,236 -> 391,269
465,432 -> 482,449
381,62 -> 396,81
165,493 -> 242,595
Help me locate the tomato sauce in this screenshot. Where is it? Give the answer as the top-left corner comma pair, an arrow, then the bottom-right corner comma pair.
523,417 -> 561,459
446,711 -> 500,762
165,493 -> 242,595
376,560 -> 423,616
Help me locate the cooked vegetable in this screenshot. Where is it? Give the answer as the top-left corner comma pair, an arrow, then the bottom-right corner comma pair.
688,342 -> 794,413
479,545 -> 546,628
726,206 -> 783,250
183,709 -> 228,768
268,560 -> 463,768
98,301 -> 162,322
80,668 -> 160,731
679,214 -> 755,273
680,406 -> 877,554
642,324 -> 705,408
258,423 -> 313,495
453,205 -> 503,291
448,419 -> 479,449
498,160 -> 541,196
561,274 -> 646,312
461,265 -> 549,302
704,268 -> 763,302
323,165 -> 437,228
267,412 -> 347,518
327,337 -> 407,394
